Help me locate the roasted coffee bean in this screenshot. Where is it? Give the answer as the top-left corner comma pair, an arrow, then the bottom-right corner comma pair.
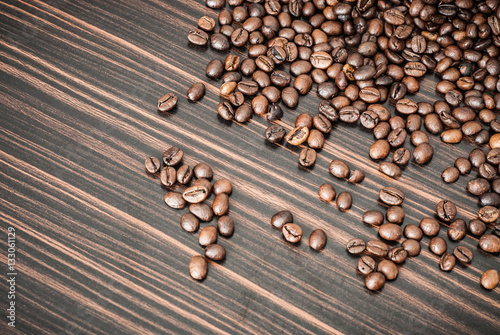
309,229 -> 327,251
217,101 -> 235,120
262,86 -> 281,103
387,246 -> 407,264
231,28 -> 249,47
439,252 -> 456,272
338,106 -> 360,123
238,81 -> 259,96
213,179 -> 232,196
183,185 -> 209,204
253,71 -> 271,88
365,272 -> 385,291
265,124 -> 286,143
359,87 -> 381,103
454,157 -> 472,175
467,178 -> 490,196
442,167 -> 460,183
206,0 -> 225,9
187,82 -> 206,102
436,200 -> 457,222
298,148 -> 316,167
206,59 -> 224,79
370,140 -> 390,160
189,255 -> 208,280
337,192 -> 352,211
220,82 -> 237,98
469,219 -> 487,236
205,244 -> 226,261
313,114 -> 332,133
160,167 -> 177,187
379,223 -> 402,241
396,99 -> 418,115
157,93 -> 178,112
318,100 -> 339,121
213,193 -> 230,216
365,240 -> 389,258
402,239 -> 421,257
295,113 -> 313,129
190,203 -> 214,222
329,160 -> 350,179
348,170 -> 365,184
374,122 -> 391,139
188,29 -> 209,46
210,33 -> 230,51
479,192 -> 500,208
379,162 -> 402,179
294,74 -> 313,95
193,163 -> 213,180
310,51 -> 333,69
286,126 -> 309,146
363,210 -> 385,226
234,104 -> 253,123
319,183 -> 336,202
448,219 -> 467,241
386,206 -> 405,225
346,238 -> 366,255
271,70 -> 292,87
429,236 -> 448,256
181,213 -> 199,233
378,260 -> 398,280
479,234 -> 500,253
282,223 -> 303,243
177,164 -> 193,185
358,256 -> 376,275
164,191 -> 186,209
199,225 -> 218,247
218,215 -> 235,237
404,62 -> 427,77
229,91 -> 244,107
389,82 -> 407,101
481,269 -> 500,290
307,129 -> 324,149
478,205 -> 500,223
453,246 -> 473,265
479,163 -> 497,180
145,157 -> 160,174
317,82 -> 337,100
393,148 -> 411,166
413,143 -> 434,164
225,55 -> 241,71
404,225 -> 423,241
360,110 -> 379,129
353,65 -> 376,81
469,148 -> 487,168
271,210 -> 293,229
379,187 -> 405,206
256,55 -> 275,72
441,129 -> 463,144
411,130 -> 429,146
266,103 -> 283,121
487,149 -> 500,165
420,217 -> 441,237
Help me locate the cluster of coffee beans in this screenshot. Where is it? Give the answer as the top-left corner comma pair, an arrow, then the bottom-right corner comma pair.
145,147 -> 234,281
270,210 -> 327,250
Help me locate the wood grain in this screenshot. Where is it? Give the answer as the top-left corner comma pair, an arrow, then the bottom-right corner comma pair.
0,0 -> 499,334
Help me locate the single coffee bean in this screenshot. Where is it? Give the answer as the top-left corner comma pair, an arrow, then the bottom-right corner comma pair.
294,74 -> 313,95
157,93 -> 178,112
282,223 -> 303,243
205,244 -> 226,261
265,124 -> 286,143
237,81 -> 259,96
309,229 -> 327,251
386,206 -> 405,224
365,272 -> 385,291
487,149 -> 500,165
164,192 -> 186,209
404,225 -> 423,241
145,157 -> 160,174
365,240 -> 389,258
402,239 -> 421,257
218,216 -> 234,237
358,256 -> 376,275
189,255 -> 208,280
467,178 -> 490,196
479,163 -> 497,181
360,110 -> 379,129
379,162 -> 402,179
285,126 -> 309,146
163,147 -> 183,166
182,185 -> 209,204
187,82 -> 206,102
210,33 -> 230,51
429,236 -> 447,256
379,223 -> 403,241
338,106 -> 360,123
213,193 -> 230,216
393,148 -> 411,166
396,99 -> 418,115
378,260 -> 398,280
160,166 -> 177,187
295,113 -> 313,129
337,192 -> 352,211
362,210 -> 384,226
266,103 -> 283,121
206,0 -> 225,9
199,226 -> 218,247
282,87 -> 299,108
379,187 -> 405,206
307,129 -> 324,149
213,179 -> 232,195
479,234 -> 500,253
370,140 -> 390,160
181,213 -> 199,233
481,269 -> 500,290
441,129 -> 463,144
310,51 -> 333,69
420,217 -> 441,237
298,148 -> 316,167
442,167 -> 460,183
225,55 -> 241,72
329,160 -> 350,179
478,206 -> 500,223
190,203 -> 214,222
206,59 -> 224,79
468,219 -> 487,236
271,210 -> 293,230
388,246 -> 408,264
436,200 -> 457,223
235,104 -> 253,123
188,29 -> 209,46
469,148 -> 486,168
490,133 -> 500,149
413,143 -> 434,164
453,246 -> 473,265
348,170 -> 365,184
217,101 -> 235,120
176,164 -> 193,185
479,192 -> 500,208
387,128 -> 407,148
448,219 -> 467,241
411,130 -> 429,146
346,238 -> 365,255
454,157 -> 472,175
193,163 -> 213,180
231,28 -> 249,47
313,114 -> 332,133
262,86 -> 281,103
439,252 -> 456,272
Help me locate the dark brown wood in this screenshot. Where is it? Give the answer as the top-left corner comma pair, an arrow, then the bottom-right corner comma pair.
0,0 -> 499,334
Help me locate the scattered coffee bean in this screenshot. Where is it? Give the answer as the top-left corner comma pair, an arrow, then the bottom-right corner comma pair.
299,148 -> 317,167
160,167 -> 177,187
193,163 -> 213,180
379,223 -> 402,241
479,234 -> 500,253
217,216 -> 234,237
346,238 -> 366,255
481,269 -> 499,290
365,240 -> 389,258
436,200 -> 457,223
205,244 -> 226,261
181,213 -> 200,233
404,225 -> 423,241
420,217 -> 441,237
378,260 -> 398,280
329,160 -> 350,179
213,179 -> 232,195
183,185 -> 209,204
448,219 -> 467,241
282,223 -> 303,243
164,192 -> 186,209
387,246 -> 407,264
199,226 -> 218,247
190,203 -> 214,222
145,157 -> 160,174
187,82 -> 206,101
429,236 -> 447,256
271,210 -> 293,229
163,147 -> 184,166
363,210 -> 385,226
189,255 -> 208,280
348,170 -> 365,184
213,193 -> 230,216
336,192 -> 352,211
358,256 -> 376,276
318,183 -> 336,202
379,187 -> 405,206
365,272 -> 385,291
402,239 -> 421,257
439,252 -> 456,272
453,246 -> 473,265
309,229 -> 327,251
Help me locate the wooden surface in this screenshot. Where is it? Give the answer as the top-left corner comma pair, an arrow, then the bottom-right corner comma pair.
1,0 -> 499,334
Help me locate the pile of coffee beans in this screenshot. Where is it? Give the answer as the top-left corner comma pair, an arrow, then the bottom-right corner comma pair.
145,147 -> 234,281
270,210 -> 327,250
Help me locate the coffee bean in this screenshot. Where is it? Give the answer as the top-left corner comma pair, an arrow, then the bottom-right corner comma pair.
181,213 -> 199,233
237,81 -> 259,96
309,229 -> 327,251
295,113 -> 313,129
479,163 -> 497,180
217,216 -> 234,237
225,55 -> 241,71
188,29 -> 209,46
439,252 -> 456,272
379,162 -> 402,179
402,239 -> 421,257
210,33 -> 230,51
339,106 -> 360,123
190,203 -> 214,222
310,51 -> 333,69
481,269 -> 500,290
365,272 -> 385,291
231,28 -> 249,47
160,167 -> 177,187
379,187 -> 405,206
271,210 -> 293,230
235,104 -> 253,123
360,110 -> 379,129
282,223 -> 303,243
467,178 -> 490,196
379,223 -> 402,241
363,210 -> 385,226
430,236 -> 448,256
157,93 -> 178,112
479,192 -> 500,208
348,170 -> 365,184
478,205 -> 499,223
388,246 -> 407,264
266,103 -> 283,121
256,55 -> 275,72
442,167 -> 460,183
337,192 -> 352,211
384,8 -> 405,25
454,157 -> 472,175
182,185 -> 209,204
206,0 -> 225,9
213,179 -> 232,195
299,148 -> 316,167
385,206 -> 403,224
392,148 -> 410,166
404,225 -> 423,241
294,74 -> 313,95
378,260 -> 398,280
187,82 -> 206,102
313,114 -> 332,133
164,192 -> 186,209
420,217 -> 440,237
217,101 -> 235,120
213,193 -> 230,216
176,164 -> 193,185
468,219 -> 487,236
206,59 -> 224,79
205,244 -> 226,261
199,226 -> 218,247
453,246 -> 473,265
262,86 -> 281,103
413,143 -> 434,164
396,99 -> 418,115
436,200 -> 457,223
145,157 -> 160,174
353,65 -> 376,81
411,130 -> 429,146
404,62 -> 427,77
479,234 -> 500,253
374,122 -> 391,140
285,126 -> 309,146
189,255 -> 208,280
469,148 -> 486,169
365,240 -> 389,258
346,238 -> 365,255
193,163 -> 213,180
358,256 -> 376,275
370,140 -> 390,160
265,124 -> 286,143
329,160 -> 350,179
307,130 -> 324,149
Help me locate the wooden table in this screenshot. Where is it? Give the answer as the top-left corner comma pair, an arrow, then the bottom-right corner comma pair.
1,1 -> 499,334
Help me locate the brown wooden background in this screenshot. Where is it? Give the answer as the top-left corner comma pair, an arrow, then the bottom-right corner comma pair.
0,0 -> 499,334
